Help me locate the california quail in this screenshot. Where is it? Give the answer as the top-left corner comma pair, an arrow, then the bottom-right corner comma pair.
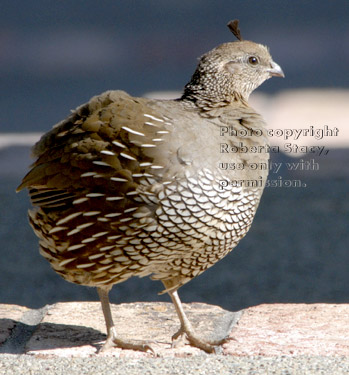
17,20 -> 284,353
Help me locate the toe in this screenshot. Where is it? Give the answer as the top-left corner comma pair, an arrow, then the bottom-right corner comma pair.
100,336 -> 156,354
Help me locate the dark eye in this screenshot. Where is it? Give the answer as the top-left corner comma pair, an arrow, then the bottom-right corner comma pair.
248,56 -> 259,66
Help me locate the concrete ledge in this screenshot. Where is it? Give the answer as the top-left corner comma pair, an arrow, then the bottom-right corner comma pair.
226,303 -> 349,356
0,302 -> 348,358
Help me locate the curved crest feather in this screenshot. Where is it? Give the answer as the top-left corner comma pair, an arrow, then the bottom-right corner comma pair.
227,19 -> 243,41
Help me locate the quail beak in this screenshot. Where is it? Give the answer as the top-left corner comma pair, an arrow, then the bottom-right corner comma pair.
267,61 -> 285,78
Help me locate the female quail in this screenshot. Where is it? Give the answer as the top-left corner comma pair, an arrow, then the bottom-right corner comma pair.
18,20 -> 284,353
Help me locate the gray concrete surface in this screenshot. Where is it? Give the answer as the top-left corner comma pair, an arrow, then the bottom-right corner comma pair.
1,355 -> 349,375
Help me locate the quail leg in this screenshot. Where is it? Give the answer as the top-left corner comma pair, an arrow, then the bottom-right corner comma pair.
167,288 -> 228,353
97,286 -> 154,353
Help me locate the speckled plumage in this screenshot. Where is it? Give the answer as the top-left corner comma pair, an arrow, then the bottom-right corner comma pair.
18,21 -> 284,353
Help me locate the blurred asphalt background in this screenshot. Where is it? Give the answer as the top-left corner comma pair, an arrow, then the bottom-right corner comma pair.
1,1 -> 348,312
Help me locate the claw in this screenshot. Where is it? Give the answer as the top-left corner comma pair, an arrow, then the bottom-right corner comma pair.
100,334 -> 156,355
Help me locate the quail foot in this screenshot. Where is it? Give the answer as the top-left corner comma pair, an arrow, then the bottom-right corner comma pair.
17,20 -> 284,354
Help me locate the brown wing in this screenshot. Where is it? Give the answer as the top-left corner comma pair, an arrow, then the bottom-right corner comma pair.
17,90 -> 172,210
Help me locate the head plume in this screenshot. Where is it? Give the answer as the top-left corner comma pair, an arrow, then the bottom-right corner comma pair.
227,19 -> 243,41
